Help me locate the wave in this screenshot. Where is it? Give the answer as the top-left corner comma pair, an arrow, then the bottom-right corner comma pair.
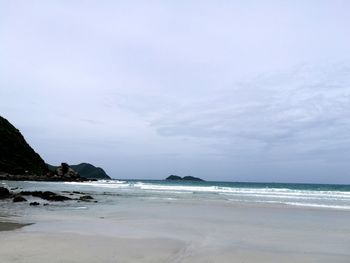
64,180 -> 350,197
62,180 -> 350,210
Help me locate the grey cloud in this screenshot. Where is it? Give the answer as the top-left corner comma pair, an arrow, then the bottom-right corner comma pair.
1,1 -> 350,183
152,64 -> 350,163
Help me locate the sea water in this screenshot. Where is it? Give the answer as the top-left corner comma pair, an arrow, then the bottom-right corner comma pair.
2,179 -> 350,211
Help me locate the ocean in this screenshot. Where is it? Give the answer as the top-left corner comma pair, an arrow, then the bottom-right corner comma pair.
2,179 -> 350,211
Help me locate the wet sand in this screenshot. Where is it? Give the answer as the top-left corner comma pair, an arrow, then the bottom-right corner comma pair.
1,199 -> 350,262
0,221 -> 30,232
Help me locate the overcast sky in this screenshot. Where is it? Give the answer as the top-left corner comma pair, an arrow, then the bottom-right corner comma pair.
1,1 -> 350,183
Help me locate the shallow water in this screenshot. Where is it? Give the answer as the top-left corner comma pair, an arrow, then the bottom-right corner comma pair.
3,179 -> 350,211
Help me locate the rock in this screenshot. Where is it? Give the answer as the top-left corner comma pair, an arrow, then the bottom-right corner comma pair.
182,176 -> 204,181
48,163 -> 111,179
79,195 -> 93,201
0,187 -> 11,199
55,163 -> 79,179
46,195 -> 71,201
20,191 -> 72,201
166,175 -> 182,180
29,202 -> 40,206
0,172 -> 90,182
73,191 -> 86,195
13,196 -> 27,202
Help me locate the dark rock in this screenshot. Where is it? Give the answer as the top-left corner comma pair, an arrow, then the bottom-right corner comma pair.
19,191 -> 35,196
166,175 -> 182,180
0,172 -> 91,182
0,187 -> 11,199
182,176 -> 204,181
13,196 -> 27,202
20,191 -> 72,201
47,195 -> 71,201
79,195 -> 93,201
29,202 -> 40,206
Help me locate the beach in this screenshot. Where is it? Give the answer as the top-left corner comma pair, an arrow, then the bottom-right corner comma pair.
1,180 -> 350,262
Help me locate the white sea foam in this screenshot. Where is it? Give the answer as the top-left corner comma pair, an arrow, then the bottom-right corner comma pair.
61,180 -> 350,210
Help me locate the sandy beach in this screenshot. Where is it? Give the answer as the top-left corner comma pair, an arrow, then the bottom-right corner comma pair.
1,197 -> 350,263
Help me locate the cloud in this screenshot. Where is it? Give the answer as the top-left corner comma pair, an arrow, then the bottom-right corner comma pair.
1,1 -> 350,182
151,63 -> 350,163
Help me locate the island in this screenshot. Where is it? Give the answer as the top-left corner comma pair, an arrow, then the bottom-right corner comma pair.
165,175 -> 204,181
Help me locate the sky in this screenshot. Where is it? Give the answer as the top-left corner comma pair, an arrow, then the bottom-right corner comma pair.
1,0 -> 350,183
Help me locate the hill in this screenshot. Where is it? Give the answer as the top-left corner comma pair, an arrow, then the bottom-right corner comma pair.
0,116 -> 48,175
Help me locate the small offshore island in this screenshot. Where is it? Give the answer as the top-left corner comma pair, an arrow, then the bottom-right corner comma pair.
166,175 -> 204,181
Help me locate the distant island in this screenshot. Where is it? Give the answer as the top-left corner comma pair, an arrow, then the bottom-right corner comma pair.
166,175 -> 204,181
0,115 -> 109,181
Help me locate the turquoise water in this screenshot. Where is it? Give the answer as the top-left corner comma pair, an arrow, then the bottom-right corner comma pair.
127,180 -> 350,192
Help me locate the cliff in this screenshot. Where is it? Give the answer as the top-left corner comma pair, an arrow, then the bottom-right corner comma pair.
0,116 -> 48,175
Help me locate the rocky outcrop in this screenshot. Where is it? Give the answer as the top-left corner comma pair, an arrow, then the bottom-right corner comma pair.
0,186 -> 98,206
0,186 -> 11,199
48,163 -> 111,179
13,196 -> 27,202
20,190 -> 72,201
0,116 -> 48,175
55,163 -> 80,179
0,172 -> 90,182
0,163 -> 92,182
79,195 -> 93,201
